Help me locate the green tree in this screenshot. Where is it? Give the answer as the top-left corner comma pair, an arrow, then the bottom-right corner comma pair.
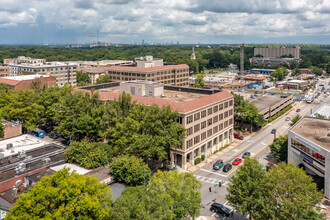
96,74 -> 111,84
290,114 -> 302,126
65,140 -> 113,169
269,135 -> 288,161
6,169 -> 112,220
110,155 -> 151,186
0,117 -> 4,138
268,163 -> 324,219
227,157 -> 274,220
76,72 -> 91,85
289,60 -> 299,70
310,66 -> 324,76
271,67 -> 288,81
193,74 -> 205,88
314,113 -> 327,119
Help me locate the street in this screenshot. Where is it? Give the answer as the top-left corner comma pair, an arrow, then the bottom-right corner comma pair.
196,96 -> 323,219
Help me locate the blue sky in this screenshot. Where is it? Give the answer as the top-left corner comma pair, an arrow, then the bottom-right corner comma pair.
0,0 -> 329,45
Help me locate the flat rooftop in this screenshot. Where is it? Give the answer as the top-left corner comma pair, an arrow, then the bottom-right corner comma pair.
0,135 -> 51,158
291,117 -> 330,151
107,64 -> 188,72
251,94 -> 290,112
3,74 -> 51,81
99,85 -> 208,103
312,103 -> 330,118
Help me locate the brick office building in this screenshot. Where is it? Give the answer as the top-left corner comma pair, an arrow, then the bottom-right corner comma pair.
75,81 -> 234,169
0,75 -> 56,91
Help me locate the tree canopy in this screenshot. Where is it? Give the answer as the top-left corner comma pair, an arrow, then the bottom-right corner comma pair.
290,114 -> 302,126
110,170 -> 201,219
269,135 -> 288,161
76,72 -> 91,86
193,74 -> 205,88
109,155 -> 151,186
227,158 -> 324,220
271,67 -> 288,81
65,140 -> 113,169
6,169 -> 112,220
96,75 -> 111,84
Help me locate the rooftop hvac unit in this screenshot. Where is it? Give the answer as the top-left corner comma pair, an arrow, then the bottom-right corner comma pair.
15,180 -> 22,187
7,143 -> 13,150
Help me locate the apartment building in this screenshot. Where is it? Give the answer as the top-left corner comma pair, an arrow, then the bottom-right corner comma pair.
75,81 -> 234,169
7,62 -> 77,86
0,65 -> 9,77
254,46 -> 300,59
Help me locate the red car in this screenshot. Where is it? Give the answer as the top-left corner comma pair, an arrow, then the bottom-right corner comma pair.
296,109 -> 301,112
232,158 -> 242,165
312,153 -> 325,160
234,133 -> 244,140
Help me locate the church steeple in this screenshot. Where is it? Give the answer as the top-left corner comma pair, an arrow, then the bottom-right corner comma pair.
190,46 -> 196,60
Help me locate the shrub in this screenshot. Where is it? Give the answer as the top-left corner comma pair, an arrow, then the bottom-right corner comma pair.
110,155 -> 151,186
201,155 -> 205,161
194,157 -> 201,165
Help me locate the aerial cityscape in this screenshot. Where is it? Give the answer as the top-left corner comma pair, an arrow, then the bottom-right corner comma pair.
0,0 -> 329,219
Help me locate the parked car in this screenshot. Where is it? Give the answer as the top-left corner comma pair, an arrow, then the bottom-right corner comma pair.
213,159 -> 224,170
285,117 -> 291,121
210,203 -> 232,216
271,129 -> 276,134
234,133 -> 244,140
232,158 -> 242,165
223,164 -> 232,172
242,152 -> 251,159
296,109 -> 301,112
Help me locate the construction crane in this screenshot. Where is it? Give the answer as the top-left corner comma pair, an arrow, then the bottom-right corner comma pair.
240,44 -> 245,90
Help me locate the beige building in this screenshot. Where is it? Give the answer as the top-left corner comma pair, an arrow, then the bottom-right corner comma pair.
0,65 -> 9,77
254,46 -> 300,59
75,82 -> 234,169
4,56 -> 46,65
7,62 -> 77,87
107,64 -> 189,87
79,67 -> 106,84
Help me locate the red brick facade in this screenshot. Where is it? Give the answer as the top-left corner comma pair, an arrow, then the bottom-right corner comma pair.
0,76 -> 56,91
0,121 -> 22,140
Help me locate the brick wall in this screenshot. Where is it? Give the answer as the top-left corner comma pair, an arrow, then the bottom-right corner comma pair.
0,123 -> 22,140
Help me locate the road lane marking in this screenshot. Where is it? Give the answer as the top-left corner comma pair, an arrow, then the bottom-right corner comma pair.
200,168 -> 228,177
194,175 -> 228,185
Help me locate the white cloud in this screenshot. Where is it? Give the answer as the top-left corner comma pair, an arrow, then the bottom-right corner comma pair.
0,0 -> 329,43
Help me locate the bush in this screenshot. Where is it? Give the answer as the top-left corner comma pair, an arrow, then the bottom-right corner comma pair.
110,155 -> 151,186
201,155 -> 205,161
194,157 -> 201,165
267,105 -> 293,123
65,140 -> 113,169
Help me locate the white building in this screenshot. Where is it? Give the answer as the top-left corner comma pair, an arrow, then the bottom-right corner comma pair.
134,56 -> 163,68
288,106 -> 330,197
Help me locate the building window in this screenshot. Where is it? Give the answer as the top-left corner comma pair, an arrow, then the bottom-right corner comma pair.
219,113 -> 223,120
213,126 -> 218,134
201,132 -> 206,141
208,108 -> 213,116
201,110 -> 207,118
219,123 -> 223,131
207,129 -> 212,137
224,121 -> 228,128
229,100 -> 233,106
213,105 -> 218,113
213,116 -> 218,123
224,111 -> 229,118
186,139 -> 193,149
187,115 -> 193,124
194,124 -> 200,133
229,118 -> 233,125
201,121 -> 206,129
224,102 -> 228,108
208,119 -> 213,126
187,127 -> 193,136
224,131 -> 228,139
229,109 -> 233,116
219,134 -> 223,142
194,135 -> 200,145
213,138 -> 217,146
194,112 -> 200,121
219,103 -> 223,110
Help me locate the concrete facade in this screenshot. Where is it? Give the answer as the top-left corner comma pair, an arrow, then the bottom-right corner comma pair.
120,81 -> 164,97
0,66 -> 9,77
134,56 -> 163,68
0,121 -> 22,141
75,83 -> 234,170
254,46 -> 300,59
107,64 -> 189,87
288,117 -> 330,198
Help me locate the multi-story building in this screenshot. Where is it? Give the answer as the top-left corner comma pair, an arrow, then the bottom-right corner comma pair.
79,67 -> 106,84
254,46 -> 300,59
7,62 -> 77,86
288,115 -> 330,198
4,56 -> 46,65
75,81 -> 234,169
249,57 -> 301,67
0,65 -> 9,77
0,75 -> 56,91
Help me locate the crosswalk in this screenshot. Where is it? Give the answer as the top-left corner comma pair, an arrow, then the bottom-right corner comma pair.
194,175 -> 229,186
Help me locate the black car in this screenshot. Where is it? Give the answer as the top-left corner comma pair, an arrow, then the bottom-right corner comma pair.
213,159 -> 224,170
242,152 -> 251,159
271,129 -> 276,134
223,164 -> 232,172
210,203 -> 232,216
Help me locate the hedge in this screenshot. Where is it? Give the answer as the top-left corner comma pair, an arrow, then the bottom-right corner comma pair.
194,157 -> 201,165
268,105 -> 293,123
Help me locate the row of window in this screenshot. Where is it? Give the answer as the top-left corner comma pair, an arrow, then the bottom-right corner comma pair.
187,100 -> 233,125
186,128 -> 232,149
187,109 -> 233,127
186,119 -> 233,148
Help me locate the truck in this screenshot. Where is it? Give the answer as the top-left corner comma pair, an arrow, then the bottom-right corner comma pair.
31,129 -> 45,138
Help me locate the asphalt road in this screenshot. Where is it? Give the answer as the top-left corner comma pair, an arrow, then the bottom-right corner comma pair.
196,98 -> 318,219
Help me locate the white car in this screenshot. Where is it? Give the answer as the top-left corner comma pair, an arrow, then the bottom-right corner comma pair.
285,117 -> 291,121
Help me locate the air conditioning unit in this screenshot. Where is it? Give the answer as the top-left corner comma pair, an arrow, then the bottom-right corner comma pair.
6,143 -> 13,150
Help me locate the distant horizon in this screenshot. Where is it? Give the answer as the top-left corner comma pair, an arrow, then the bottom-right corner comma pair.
0,0 -> 329,45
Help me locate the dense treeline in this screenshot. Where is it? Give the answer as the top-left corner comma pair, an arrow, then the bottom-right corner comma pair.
1,45 -> 328,73
0,84 -> 185,168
